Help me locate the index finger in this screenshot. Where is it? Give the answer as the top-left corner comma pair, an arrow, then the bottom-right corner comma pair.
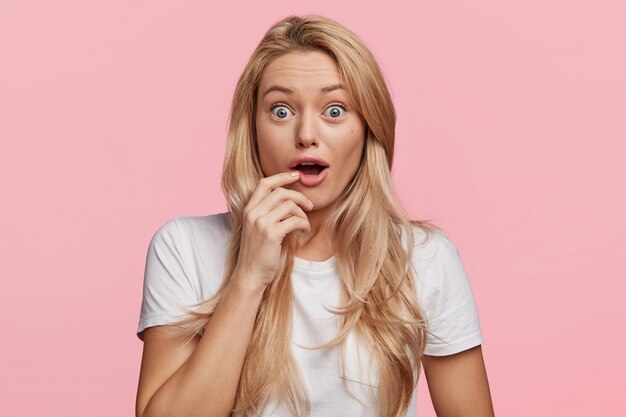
246,170 -> 302,211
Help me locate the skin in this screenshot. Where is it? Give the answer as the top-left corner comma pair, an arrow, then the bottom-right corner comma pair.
254,50 -> 496,415
255,50 -> 366,261
136,50 -> 495,417
422,346 -> 496,416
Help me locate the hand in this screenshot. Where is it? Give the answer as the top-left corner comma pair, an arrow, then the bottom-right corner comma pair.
233,171 -> 314,290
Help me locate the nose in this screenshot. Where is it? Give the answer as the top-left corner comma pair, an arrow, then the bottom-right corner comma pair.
295,109 -> 318,148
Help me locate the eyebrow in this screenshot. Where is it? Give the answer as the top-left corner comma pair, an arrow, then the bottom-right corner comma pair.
262,83 -> 345,98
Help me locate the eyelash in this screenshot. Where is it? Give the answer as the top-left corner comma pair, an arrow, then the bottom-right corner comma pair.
269,102 -> 348,119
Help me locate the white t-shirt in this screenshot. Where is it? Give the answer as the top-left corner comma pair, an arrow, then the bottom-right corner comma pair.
137,212 -> 484,417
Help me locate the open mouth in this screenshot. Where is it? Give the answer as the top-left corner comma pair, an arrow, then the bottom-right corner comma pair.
293,163 -> 327,176
291,162 -> 330,186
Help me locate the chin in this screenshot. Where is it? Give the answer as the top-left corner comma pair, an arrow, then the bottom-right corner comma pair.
312,197 -> 336,211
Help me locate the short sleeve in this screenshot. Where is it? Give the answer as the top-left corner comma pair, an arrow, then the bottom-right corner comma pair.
422,234 -> 484,356
136,218 -> 198,341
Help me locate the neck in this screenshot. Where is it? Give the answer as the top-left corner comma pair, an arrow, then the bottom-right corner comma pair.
294,201 -> 336,262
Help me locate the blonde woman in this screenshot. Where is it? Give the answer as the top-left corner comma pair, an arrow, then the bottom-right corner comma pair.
135,15 -> 494,417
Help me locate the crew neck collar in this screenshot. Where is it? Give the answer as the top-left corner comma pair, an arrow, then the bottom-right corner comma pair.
293,255 -> 337,273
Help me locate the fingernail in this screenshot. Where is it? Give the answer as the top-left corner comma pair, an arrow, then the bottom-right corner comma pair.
290,171 -> 300,177
308,199 -> 314,208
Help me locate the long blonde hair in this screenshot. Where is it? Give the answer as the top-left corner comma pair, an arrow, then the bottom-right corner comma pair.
171,14 -> 442,417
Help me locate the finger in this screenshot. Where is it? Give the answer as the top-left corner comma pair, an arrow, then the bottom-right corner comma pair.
247,171 -> 302,213
270,216 -> 311,239
252,187 -> 314,218
262,199 -> 309,225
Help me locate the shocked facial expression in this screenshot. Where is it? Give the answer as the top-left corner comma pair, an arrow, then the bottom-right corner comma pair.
255,50 -> 366,211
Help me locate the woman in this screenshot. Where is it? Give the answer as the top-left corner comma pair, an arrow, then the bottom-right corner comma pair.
136,15 -> 494,417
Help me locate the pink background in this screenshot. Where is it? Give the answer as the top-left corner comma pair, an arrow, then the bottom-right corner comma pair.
1,1 -> 624,416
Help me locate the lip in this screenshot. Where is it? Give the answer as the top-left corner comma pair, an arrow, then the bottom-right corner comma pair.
298,166 -> 330,186
288,156 -> 330,169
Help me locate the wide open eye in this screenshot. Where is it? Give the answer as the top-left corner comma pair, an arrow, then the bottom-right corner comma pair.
270,103 -> 294,119
324,104 -> 347,119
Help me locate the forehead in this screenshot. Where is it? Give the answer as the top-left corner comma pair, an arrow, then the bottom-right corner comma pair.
259,50 -> 342,90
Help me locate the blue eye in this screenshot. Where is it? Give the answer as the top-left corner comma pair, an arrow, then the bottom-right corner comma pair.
269,103 -> 348,120
324,104 -> 347,119
270,104 -> 294,119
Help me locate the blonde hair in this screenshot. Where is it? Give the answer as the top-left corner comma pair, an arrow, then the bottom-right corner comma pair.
170,14 -> 442,417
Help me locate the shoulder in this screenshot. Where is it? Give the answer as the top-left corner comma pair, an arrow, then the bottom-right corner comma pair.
142,212 -> 233,297
403,222 -> 456,265
172,211 -> 231,241
404,223 -> 467,290
148,211 -> 232,259
416,226 -> 459,262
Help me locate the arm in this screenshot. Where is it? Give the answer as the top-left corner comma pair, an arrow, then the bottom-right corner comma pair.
136,271 -> 265,417
136,173 -> 313,417
422,345 -> 495,417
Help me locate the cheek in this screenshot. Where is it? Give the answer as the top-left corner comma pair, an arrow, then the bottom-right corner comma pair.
257,139 -> 275,170
333,135 -> 364,178
255,118 -> 272,160
346,126 -> 365,158
255,128 -> 285,174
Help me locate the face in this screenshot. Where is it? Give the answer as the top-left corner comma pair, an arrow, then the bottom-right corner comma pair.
255,50 -> 366,212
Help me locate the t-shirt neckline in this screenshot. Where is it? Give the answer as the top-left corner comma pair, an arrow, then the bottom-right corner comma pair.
293,255 -> 337,273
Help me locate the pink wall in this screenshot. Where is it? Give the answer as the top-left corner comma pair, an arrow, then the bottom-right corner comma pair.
1,1 -> 624,416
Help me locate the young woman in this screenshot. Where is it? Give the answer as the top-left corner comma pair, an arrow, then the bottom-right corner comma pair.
135,15 -> 495,417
